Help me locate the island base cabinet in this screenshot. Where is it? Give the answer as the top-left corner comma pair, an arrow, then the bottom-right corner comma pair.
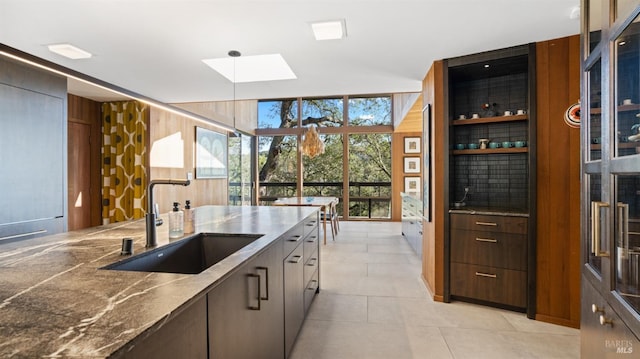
208,239 -> 284,359
284,242 -> 304,358
117,296 -> 208,359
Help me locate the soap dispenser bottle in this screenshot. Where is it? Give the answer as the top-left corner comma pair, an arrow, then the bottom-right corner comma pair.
168,202 -> 184,238
184,200 -> 194,234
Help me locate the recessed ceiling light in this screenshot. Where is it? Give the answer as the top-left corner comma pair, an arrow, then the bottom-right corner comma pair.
47,43 -> 92,59
311,19 -> 346,41
202,53 -> 296,83
484,64 -> 490,68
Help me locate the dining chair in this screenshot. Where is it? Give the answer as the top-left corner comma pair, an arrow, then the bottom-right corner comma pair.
321,200 -> 339,241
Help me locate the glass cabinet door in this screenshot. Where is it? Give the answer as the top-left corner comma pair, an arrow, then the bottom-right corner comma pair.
589,59 -> 603,161
615,174 -> 640,315
614,13 -> 640,158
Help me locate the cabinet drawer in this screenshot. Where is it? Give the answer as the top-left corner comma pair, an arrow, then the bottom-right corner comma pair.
450,213 -> 527,234
450,262 -> 526,308
304,252 -> 319,287
451,229 -> 526,270
304,269 -> 319,314
303,230 -> 319,263
283,224 -> 304,256
302,214 -> 319,237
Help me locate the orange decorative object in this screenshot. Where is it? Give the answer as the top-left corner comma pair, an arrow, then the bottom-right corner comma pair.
301,126 -> 325,158
564,102 -> 580,128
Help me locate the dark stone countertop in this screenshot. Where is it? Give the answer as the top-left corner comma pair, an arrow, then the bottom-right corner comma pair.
0,205 -> 317,358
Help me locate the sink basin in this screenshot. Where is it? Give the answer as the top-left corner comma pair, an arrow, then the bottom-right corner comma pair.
102,233 -> 263,274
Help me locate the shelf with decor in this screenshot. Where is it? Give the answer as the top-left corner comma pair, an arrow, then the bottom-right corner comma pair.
452,147 -> 528,155
443,44 -> 536,318
452,114 -> 528,125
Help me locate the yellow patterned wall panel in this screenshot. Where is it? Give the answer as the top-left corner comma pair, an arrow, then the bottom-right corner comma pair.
101,101 -> 148,224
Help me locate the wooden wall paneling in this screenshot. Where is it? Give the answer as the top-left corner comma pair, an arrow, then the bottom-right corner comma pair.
395,95 -> 424,133
567,34 -> 581,327
67,94 -> 102,228
534,36 -> 581,328
150,107 -> 229,215
422,60 -> 446,302
174,100 -> 258,135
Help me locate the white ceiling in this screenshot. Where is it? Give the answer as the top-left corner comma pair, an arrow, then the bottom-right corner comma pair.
0,0 -> 580,104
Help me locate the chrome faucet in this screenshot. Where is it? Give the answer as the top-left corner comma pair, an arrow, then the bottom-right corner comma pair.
145,179 -> 191,247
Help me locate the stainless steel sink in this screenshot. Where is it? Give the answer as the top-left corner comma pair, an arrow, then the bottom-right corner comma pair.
102,233 -> 264,274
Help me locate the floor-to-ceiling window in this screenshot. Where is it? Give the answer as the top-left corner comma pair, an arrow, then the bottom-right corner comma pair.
228,132 -> 255,206
256,95 -> 392,220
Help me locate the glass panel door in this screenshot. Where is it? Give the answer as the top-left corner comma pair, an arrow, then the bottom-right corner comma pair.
615,14 -> 640,158
348,133 -> 391,219
228,133 -> 254,206
589,59 -> 603,161
615,174 -> 640,315
302,134 -> 343,214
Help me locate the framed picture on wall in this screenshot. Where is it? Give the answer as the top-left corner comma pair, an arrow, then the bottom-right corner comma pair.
404,157 -> 420,173
404,137 -> 421,154
195,126 -> 228,179
404,177 -> 421,193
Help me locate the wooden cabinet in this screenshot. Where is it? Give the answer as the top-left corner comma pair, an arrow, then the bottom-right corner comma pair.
442,45 -> 536,317
401,193 -> 423,257
450,213 -> 528,308
284,213 -> 319,358
208,237 -> 284,359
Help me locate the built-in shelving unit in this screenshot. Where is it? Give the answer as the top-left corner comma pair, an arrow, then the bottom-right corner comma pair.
443,44 -> 536,318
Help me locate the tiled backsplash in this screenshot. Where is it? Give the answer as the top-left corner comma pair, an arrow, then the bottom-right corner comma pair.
452,153 -> 529,210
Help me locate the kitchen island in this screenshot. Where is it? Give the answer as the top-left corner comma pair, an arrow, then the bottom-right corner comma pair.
0,205 -> 319,358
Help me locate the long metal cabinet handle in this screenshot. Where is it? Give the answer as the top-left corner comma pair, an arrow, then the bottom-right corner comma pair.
475,272 -> 497,278
247,273 -> 261,310
618,203 -> 630,259
591,201 -> 610,257
475,221 -> 498,227
475,237 -> 498,243
256,266 -> 269,301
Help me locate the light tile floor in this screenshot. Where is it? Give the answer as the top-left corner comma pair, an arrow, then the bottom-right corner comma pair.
290,221 -> 580,359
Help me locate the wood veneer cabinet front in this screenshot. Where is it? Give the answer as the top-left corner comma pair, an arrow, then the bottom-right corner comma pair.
450,213 -> 528,309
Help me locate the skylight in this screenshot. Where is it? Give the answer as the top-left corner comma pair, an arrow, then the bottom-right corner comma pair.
311,20 -> 346,41
202,54 -> 296,83
47,43 -> 92,59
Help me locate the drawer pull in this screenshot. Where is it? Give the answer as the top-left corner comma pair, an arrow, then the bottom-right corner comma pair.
307,279 -> 318,290
288,235 -> 302,242
306,235 -> 317,243
475,221 -> 497,227
475,272 -> 497,278
307,258 -> 317,266
289,255 -> 303,264
475,237 -> 497,243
